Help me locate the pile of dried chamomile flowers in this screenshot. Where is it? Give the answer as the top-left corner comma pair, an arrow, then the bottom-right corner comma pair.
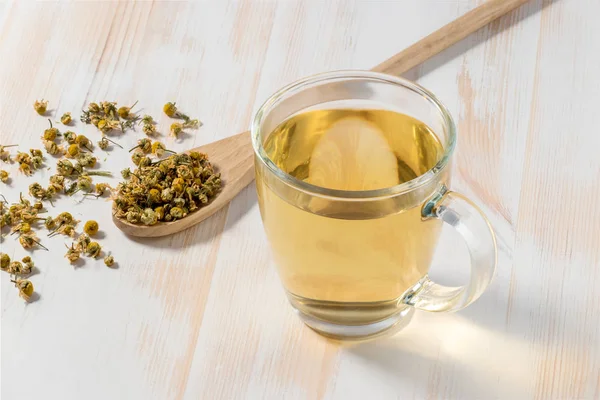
1,98 -> 208,302
114,151 -> 221,225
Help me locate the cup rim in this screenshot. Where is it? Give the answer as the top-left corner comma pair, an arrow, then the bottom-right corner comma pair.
251,70 -> 456,201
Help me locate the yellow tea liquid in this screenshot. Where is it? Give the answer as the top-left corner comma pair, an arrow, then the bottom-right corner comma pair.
257,109 -> 445,325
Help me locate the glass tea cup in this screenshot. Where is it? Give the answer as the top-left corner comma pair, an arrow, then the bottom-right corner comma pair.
252,71 -> 496,340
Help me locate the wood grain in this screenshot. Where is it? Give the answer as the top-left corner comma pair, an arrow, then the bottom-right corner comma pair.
1,1 -> 599,399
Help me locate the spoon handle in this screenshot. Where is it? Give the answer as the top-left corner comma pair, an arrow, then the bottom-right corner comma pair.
371,0 -> 531,76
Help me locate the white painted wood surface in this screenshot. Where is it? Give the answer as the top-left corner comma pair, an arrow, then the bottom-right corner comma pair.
1,0 -> 599,399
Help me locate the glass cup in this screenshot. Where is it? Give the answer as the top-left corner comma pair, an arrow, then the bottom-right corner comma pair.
252,71 -> 496,340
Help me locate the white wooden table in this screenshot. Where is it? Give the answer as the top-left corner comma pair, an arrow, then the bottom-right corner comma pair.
1,1 -> 599,399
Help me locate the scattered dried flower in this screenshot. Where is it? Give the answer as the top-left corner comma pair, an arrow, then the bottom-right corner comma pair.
60,112 -> 72,125
34,99 -> 48,115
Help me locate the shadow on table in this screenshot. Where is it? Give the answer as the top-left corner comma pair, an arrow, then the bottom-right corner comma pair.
127,182 -> 258,250
345,311 -> 534,399
402,0 -> 559,82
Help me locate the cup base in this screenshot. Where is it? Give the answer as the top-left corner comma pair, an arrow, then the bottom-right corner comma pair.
292,304 -> 414,341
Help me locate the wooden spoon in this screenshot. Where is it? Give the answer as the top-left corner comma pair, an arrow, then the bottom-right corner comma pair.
114,0 -> 531,237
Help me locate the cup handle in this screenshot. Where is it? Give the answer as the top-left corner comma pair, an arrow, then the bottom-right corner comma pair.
401,188 -> 497,312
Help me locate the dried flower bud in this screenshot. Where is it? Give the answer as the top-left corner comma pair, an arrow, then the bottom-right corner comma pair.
57,159 -> 74,175
67,144 -> 80,158
56,212 -> 74,225
60,112 -> 72,125
44,120 -> 59,141
121,168 -> 131,179
30,149 -> 43,157
131,151 -> 143,166
83,220 -> 99,236
0,170 -> 8,183
45,216 -> 56,230
117,101 -> 138,119
34,99 -> 48,115
88,102 -> 100,113
12,279 -> 34,301
0,253 -> 10,270
86,242 -> 102,258
142,123 -> 157,136
104,255 -> 115,267
98,137 -> 109,150
163,102 -> 177,117
65,244 -> 80,264
44,140 -> 63,156
170,123 -> 183,137
141,208 -> 158,225
19,162 -> 32,176
76,135 -> 92,150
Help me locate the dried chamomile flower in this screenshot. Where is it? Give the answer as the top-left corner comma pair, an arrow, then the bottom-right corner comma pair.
142,123 -> 157,136
44,216 -> 56,230
138,156 -> 151,167
151,141 -> 174,157
0,144 -> 18,161
97,118 -> 120,133
75,135 -> 92,151
83,220 -> 99,236
30,149 -> 43,157
169,118 -> 201,138
15,152 -> 31,164
88,102 -> 101,113
65,244 -> 81,264
117,101 -> 138,119
11,222 -> 31,235
131,150 -> 144,166
29,183 -> 45,198
0,170 -> 8,183
70,174 -> 93,195
12,278 -> 34,301
1,213 -> 13,229
163,102 -> 178,118
33,201 -> 44,210
95,183 -> 111,196
31,156 -> 43,169
56,212 -> 74,225
98,137 -> 110,150
21,256 -> 33,275
34,99 -> 48,115
86,241 -> 101,258
104,254 -> 115,267
77,153 -> 97,168
75,233 -> 91,251
130,138 -> 152,154
49,174 -> 65,191
170,123 -> 183,137
44,140 -> 64,156
19,162 -> 32,176
60,112 -> 72,125
57,159 -> 74,176
121,168 -> 131,179
8,261 -> 22,275
101,101 -> 118,117
170,206 -> 185,220
141,208 -> 158,225
43,119 -> 60,141
19,232 -> 48,250
1,253 -> 10,270
64,131 -> 77,144
66,144 -> 80,158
